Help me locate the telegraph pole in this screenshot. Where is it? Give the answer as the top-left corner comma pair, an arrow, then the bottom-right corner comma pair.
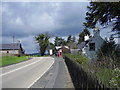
13,35 -> 15,55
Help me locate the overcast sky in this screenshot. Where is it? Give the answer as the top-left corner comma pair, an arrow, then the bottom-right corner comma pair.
2,2 -> 113,53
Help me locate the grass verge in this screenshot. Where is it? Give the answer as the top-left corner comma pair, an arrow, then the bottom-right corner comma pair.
64,53 -> 120,88
0,56 -> 28,67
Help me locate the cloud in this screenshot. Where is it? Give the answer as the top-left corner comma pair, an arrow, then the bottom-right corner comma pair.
2,2 -> 89,53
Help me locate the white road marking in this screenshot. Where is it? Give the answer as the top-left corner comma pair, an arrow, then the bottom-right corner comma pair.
0,59 -> 41,77
27,58 -> 55,88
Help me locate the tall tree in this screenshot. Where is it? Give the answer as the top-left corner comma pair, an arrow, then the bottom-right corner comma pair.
35,33 -> 50,56
78,28 -> 90,44
67,35 -> 76,43
67,35 -> 72,43
84,28 -> 90,36
49,42 -> 56,54
54,37 -> 66,46
85,2 -> 120,37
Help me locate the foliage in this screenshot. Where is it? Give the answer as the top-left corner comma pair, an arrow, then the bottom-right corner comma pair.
97,36 -> 120,68
65,53 -> 88,64
54,37 -> 66,46
35,33 -> 50,56
78,28 -> 90,44
66,35 -> 77,49
49,42 -> 56,54
65,53 -> 120,89
0,56 -> 28,66
85,2 -> 120,36
66,35 -> 76,43
109,68 -> 120,88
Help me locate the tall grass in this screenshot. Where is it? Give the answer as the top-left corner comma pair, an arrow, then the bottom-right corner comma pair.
64,53 -> 88,64
64,53 -> 120,89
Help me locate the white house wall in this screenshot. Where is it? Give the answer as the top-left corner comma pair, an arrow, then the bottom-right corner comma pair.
83,35 -> 104,60
0,50 -> 19,54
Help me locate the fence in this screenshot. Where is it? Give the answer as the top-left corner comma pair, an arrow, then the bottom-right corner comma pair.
64,56 -> 108,89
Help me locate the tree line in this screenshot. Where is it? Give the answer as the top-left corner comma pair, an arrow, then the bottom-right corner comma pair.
35,29 -> 90,56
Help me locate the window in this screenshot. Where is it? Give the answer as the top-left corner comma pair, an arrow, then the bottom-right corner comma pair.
89,43 -> 95,51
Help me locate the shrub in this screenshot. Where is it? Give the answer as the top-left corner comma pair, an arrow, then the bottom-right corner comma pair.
97,36 -> 120,68
65,53 -> 88,64
109,68 -> 120,88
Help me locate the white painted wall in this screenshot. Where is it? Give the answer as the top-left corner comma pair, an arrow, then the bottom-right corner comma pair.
49,49 -> 53,55
0,50 -> 19,54
84,35 -> 89,41
70,49 -> 79,54
82,34 -> 104,60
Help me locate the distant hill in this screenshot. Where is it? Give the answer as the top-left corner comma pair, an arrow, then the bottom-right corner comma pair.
30,53 -> 40,56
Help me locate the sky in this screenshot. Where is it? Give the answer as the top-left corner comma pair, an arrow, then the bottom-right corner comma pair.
1,2 -> 115,53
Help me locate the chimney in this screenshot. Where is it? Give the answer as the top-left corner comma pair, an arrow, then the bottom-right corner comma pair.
84,34 -> 89,41
93,27 -> 100,36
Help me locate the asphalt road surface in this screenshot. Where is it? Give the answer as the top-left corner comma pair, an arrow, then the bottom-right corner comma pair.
31,57 -> 74,88
1,57 -> 54,88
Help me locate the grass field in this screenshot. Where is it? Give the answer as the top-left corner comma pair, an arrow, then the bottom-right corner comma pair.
0,56 -> 28,67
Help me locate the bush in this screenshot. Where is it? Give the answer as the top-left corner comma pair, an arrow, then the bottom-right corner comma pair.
97,36 -> 120,68
64,53 -> 88,64
65,53 -> 120,89
109,68 -> 120,88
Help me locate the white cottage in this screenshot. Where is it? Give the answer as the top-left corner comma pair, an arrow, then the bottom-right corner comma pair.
78,28 -> 104,60
0,43 -> 25,56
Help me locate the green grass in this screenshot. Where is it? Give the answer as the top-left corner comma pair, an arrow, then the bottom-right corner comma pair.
0,56 -> 28,67
64,53 -> 89,64
82,64 -> 114,88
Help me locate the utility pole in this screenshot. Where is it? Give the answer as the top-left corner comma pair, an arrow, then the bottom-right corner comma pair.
13,35 -> 15,55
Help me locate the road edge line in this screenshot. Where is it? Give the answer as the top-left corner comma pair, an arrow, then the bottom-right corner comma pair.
0,58 -> 42,77
27,57 -> 55,88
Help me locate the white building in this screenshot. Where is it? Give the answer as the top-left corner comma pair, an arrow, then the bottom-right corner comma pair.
49,49 -> 53,55
0,43 -> 25,56
78,28 -> 104,60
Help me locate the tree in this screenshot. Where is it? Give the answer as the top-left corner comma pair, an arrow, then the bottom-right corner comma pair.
54,37 -> 66,46
85,2 -> 120,37
66,35 -> 76,43
78,32 -> 85,44
49,42 -> 56,54
78,28 -> 90,44
35,33 -> 50,56
84,28 -> 90,36
66,35 -> 72,43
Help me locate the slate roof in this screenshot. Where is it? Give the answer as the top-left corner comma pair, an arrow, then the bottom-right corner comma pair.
77,40 -> 90,50
0,43 -> 22,50
77,42 -> 86,50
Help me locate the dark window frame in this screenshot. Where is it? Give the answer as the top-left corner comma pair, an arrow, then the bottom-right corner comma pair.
89,43 -> 95,51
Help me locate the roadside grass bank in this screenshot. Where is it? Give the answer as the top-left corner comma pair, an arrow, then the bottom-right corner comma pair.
64,53 -> 120,89
0,56 -> 29,67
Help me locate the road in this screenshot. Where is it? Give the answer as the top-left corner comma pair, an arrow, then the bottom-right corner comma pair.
31,57 -> 74,88
1,57 -> 54,88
